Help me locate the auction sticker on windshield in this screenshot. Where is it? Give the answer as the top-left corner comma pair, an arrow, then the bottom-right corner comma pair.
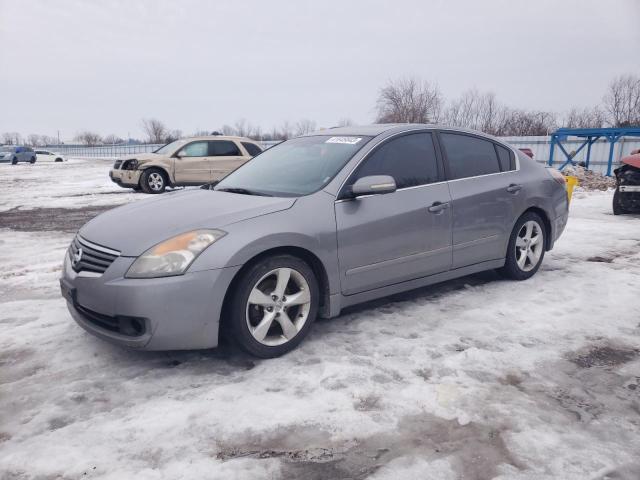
325,137 -> 362,145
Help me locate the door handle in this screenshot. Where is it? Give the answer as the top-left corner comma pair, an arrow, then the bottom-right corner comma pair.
428,201 -> 450,213
506,184 -> 522,193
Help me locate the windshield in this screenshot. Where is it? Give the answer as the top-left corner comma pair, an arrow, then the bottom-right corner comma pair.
215,135 -> 371,197
154,139 -> 188,155
0,146 -> 16,152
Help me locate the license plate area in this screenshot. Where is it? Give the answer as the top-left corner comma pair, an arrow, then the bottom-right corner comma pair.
619,185 -> 640,193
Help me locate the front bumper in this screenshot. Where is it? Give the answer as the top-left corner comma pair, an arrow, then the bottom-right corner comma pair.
60,253 -> 241,350
109,168 -> 142,188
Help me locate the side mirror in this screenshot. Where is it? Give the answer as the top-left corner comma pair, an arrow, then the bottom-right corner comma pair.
351,175 -> 397,197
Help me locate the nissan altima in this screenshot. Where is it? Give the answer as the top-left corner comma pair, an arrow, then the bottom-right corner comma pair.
60,124 -> 569,358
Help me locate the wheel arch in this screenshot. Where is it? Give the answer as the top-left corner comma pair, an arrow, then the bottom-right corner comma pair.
520,206 -> 553,251
219,245 -> 331,335
139,164 -> 172,186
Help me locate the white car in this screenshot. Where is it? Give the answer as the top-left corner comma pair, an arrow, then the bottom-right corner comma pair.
35,150 -> 66,162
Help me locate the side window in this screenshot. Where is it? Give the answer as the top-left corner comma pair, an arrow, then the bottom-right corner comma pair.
208,140 -> 241,156
180,141 -> 208,157
241,142 -> 262,157
351,133 -> 439,189
440,133 -> 501,180
495,144 -> 515,171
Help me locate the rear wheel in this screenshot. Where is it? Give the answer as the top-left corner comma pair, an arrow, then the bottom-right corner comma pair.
227,255 -> 319,358
140,168 -> 167,194
11,156 -> 17,165
55,157 -> 63,162
29,156 -> 36,164
612,189 -> 629,215
498,212 -> 546,280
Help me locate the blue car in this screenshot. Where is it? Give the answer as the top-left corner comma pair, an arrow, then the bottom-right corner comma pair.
0,146 -> 37,164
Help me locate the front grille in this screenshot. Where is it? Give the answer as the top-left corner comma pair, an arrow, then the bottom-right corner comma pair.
68,235 -> 120,275
75,303 -> 147,337
113,160 -> 122,169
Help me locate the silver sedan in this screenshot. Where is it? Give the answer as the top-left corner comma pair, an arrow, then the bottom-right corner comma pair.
60,124 -> 569,358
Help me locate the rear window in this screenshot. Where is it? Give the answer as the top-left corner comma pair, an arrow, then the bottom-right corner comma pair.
241,142 -> 262,157
209,140 -> 241,156
496,144 -> 515,171
440,133 -> 501,180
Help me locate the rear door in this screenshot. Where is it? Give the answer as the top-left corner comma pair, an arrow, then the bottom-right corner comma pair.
438,131 -> 524,268
173,141 -> 210,184
208,140 -> 246,180
335,132 -> 452,295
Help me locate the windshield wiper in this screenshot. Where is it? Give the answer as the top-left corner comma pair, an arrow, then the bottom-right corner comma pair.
216,187 -> 272,197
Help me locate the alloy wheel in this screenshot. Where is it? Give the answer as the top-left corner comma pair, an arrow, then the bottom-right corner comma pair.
515,220 -> 543,272
246,267 -> 311,346
148,172 -> 164,191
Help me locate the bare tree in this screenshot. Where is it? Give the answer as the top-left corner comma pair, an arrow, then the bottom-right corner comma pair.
444,89 -> 508,135
74,131 -> 102,146
165,129 -> 182,142
278,121 -> 293,140
375,77 -> 443,124
336,118 -> 353,127
27,134 -> 43,146
499,109 -> 557,136
562,106 -> 606,129
141,118 -> 168,144
1,132 -> 22,145
603,74 -> 640,127
103,134 -> 125,145
294,119 -> 316,136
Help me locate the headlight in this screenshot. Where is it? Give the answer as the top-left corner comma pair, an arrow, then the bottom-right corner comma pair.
125,229 -> 226,278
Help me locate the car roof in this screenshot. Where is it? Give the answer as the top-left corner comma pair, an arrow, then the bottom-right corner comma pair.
303,124 -> 505,143
184,135 -> 258,142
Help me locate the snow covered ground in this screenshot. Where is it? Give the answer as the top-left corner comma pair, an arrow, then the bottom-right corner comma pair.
1,160 -> 639,479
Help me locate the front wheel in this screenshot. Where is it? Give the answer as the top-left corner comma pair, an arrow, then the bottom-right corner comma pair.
29,157 -> 36,164
227,255 -> 319,358
612,189 -> 629,215
140,168 -> 167,194
11,157 -> 17,165
498,212 -> 546,280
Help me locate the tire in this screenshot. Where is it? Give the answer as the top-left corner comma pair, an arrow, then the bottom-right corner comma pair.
498,212 -> 546,280
132,185 -> 142,192
55,158 -> 63,163
140,168 -> 167,194
11,157 -> 17,165
227,254 -> 319,358
29,157 -> 36,164
612,189 -> 629,215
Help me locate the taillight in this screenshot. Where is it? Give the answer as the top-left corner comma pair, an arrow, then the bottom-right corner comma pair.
547,167 -> 567,187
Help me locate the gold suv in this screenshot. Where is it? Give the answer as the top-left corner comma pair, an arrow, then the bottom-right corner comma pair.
109,135 -> 262,193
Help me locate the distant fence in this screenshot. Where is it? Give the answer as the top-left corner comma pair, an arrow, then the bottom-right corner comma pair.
41,136 -> 640,174
501,135 -> 640,175
43,140 -> 282,158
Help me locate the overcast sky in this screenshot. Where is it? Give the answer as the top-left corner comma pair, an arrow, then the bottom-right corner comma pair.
1,0 -> 639,141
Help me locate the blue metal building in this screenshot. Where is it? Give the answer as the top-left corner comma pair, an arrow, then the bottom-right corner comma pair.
548,127 -> 640,176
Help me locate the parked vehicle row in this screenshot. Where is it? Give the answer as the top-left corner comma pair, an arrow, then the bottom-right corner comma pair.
61,124 -> 569,358
0,146 -> 66,164
0,146 -> 36,164
109,135 -> 263,193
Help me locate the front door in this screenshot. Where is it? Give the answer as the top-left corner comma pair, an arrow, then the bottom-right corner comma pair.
335,132 -> 452,295
174,141 -> 211,184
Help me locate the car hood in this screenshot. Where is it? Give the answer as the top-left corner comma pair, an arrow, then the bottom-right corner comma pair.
621,153 -> 640,170
129,152 -> 163,164
79,189 -> 296,256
